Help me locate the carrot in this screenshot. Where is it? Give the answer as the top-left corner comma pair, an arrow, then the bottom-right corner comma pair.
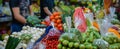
108,28 -> 120,38
93,21 -> 99,31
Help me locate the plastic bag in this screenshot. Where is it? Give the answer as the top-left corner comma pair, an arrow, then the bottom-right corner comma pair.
97,17 -> 112,36
46,27 -> 61,39
65,17 -> 72,33
33,42 -> 46,49
42,16 -> 51,26
93,39 -> 109,49
2,2 -> 11,16
73,7 -> 87,32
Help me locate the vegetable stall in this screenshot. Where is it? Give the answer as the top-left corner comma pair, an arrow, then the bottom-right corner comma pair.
0,0 -> 120,49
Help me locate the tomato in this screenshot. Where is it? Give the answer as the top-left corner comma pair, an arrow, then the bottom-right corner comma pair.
50,15 -> 54,20
57,23 -> 63,28
51,19 -> 56,23
56,19 -> 61,23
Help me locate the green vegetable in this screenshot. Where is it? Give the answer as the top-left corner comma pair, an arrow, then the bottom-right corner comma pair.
67,47 -> 71,49
74,42 -> 79,48
93,46 -> 98,49
62,46 -> 66,49
79,44 -> 85,49
88,32 -> 94,43
93,31 -> 101,38
5,36 -> 21,49
58,44 -> 62,49
27,16 -> 41,26
59,38 -> 64,43
85,44 -> 93,49
62,40 -> 69,46
86,18 -> 92,27
118,38 -> 120,43
68,42 -> 74,48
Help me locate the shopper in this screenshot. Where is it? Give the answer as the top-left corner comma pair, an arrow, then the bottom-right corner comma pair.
9,0 -> 33,33
40,0 -> 60,19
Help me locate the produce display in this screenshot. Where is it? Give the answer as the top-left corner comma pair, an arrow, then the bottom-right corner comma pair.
1,26 -> 45,49
1,0 -> 120,49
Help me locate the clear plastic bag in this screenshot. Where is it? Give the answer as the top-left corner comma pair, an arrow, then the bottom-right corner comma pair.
97,17 -> 112,36
43,16 -> 51,26
93,39 -> 109,49
33,42 -> 46,49
46,27 -> 61,39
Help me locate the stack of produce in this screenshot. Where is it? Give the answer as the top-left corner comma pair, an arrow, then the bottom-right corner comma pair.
58,26 -> 120,49
103,33 -> 120,49
57,28 -> 102,49
41,12 -> 63,31
50,12 -> 63,31
2,26 -> 45,49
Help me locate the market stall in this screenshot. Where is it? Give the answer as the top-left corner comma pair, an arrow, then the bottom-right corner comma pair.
0,0 -> 120,49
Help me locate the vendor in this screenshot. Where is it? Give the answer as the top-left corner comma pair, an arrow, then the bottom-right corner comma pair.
9,0 -> 33,33
40,0 -> 60,19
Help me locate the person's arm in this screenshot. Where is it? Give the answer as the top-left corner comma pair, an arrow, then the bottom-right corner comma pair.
12,7 -> 27,24
29,5 -> 33,15
43,7 -> 52,16
54,6 -> 61,12
29,0 -> 33,15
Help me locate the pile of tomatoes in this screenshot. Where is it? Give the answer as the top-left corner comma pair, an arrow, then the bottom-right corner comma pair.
41,12 -> 63,31
50,12 -> 63,31
41,36 -> 59,49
